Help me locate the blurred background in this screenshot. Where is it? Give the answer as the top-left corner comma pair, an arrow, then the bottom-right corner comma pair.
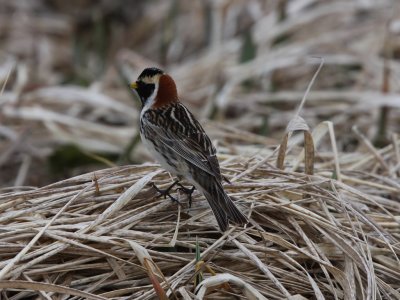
0,0 -> 399,187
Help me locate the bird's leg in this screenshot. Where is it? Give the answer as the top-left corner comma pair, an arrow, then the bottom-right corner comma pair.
176,183 -> 196,208
152,180 -> 181,204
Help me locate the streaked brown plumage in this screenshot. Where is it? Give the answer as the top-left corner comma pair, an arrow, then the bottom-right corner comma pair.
130,67 -> 248,231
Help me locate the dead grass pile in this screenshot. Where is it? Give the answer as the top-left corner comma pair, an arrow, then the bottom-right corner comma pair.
0,131 -> 399,298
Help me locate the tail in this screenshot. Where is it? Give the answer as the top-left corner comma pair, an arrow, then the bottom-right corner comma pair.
200,180 -> 248,232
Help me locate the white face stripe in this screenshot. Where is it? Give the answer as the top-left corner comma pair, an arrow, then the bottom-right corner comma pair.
139,73 -> 164,116
140,80 -> 159,117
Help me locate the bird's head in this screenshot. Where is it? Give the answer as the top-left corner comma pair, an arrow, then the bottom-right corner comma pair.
130,67 -> 178,108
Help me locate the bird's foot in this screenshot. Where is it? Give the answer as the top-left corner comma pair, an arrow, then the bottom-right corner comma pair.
177,183 -> 196,208
152,181 -> 181,204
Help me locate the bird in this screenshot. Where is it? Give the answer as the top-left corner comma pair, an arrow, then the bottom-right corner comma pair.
130,67 -> 248,232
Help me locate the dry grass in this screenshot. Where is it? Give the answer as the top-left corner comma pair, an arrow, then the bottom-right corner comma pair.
0,0 -> 400,299
0,131 -> 399,298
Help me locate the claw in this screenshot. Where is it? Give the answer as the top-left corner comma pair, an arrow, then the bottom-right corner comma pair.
152,181 -> 181,204
177,183 -> 196,208
151,181 -> 195,207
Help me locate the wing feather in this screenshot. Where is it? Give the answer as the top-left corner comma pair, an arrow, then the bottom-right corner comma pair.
142,103 -> 223,181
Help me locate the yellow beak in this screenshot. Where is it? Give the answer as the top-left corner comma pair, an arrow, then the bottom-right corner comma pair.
130,82 -> 138,89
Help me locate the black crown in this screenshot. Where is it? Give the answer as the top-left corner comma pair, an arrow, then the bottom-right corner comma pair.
138,67 -> 164,79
